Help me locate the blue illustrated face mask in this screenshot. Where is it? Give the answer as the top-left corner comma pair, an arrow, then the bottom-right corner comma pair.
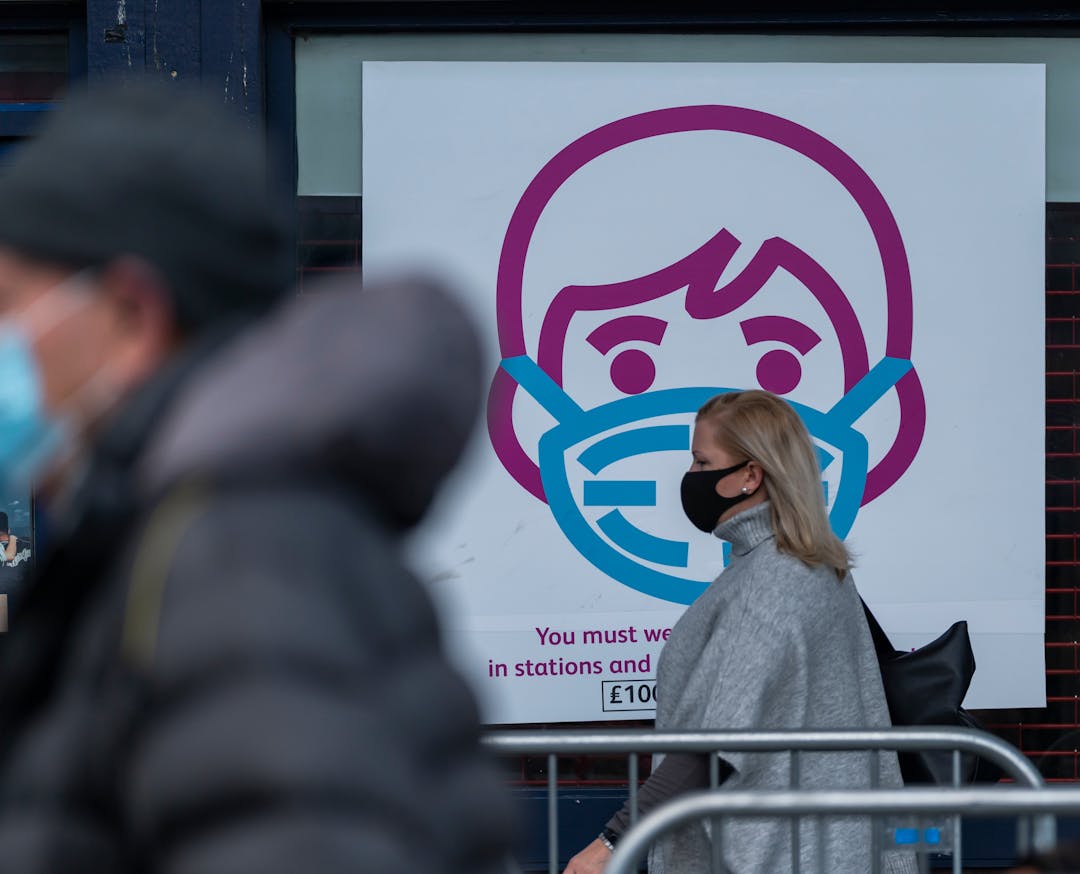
0,327 -> 69,497
500,354 -> 913,605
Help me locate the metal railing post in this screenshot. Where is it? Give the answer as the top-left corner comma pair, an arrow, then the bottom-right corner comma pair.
547,753 -> 557,874
870,749 -> 882,874
952,749 -> 962,874
790,749 -> 801,874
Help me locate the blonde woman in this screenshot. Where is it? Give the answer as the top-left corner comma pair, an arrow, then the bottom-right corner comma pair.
565,390 -> 914,874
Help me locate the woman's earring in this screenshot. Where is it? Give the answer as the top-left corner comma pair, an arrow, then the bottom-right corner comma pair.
741,487 -> 749,495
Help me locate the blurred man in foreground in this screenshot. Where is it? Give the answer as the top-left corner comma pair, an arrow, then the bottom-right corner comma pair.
0,81 -> 512,873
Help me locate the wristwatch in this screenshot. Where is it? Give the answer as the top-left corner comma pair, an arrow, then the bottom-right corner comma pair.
598,827 -> 620,853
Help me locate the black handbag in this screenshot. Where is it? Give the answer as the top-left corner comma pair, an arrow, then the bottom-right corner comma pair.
861,599 -> 1002,785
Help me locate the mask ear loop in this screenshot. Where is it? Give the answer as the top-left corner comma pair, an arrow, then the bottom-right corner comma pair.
8,267 -> 101,345
713,459 -> 750,481
19,268 -> 112,413
61,367 -> 121,424
0,268 -> 107,497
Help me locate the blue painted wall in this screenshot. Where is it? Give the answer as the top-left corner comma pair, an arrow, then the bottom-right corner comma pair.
84,0 -> 263,120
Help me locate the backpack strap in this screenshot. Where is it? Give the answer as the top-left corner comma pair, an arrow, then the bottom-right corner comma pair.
121,480 -> 210,671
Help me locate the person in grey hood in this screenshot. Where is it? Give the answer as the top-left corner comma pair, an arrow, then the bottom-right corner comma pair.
566,390 -> 913,874
0,80 -> 513,873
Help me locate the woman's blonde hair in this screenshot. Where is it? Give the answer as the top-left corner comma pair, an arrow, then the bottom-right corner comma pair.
696,390 -> 851,579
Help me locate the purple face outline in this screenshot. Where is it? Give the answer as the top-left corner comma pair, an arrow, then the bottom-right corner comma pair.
488,105 -> 926,508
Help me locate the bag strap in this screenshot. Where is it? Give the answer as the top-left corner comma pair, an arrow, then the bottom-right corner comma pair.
860,597 -> 898,660
121,480 -> 210,671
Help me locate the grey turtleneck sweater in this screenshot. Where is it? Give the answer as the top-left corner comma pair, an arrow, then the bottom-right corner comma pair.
607,502 -> 915,874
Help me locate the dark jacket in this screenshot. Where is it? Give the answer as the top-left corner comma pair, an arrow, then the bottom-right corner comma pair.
0,278 -> 513,873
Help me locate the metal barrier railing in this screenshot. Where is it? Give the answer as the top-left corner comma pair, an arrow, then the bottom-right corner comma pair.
483,727 -> 1051,874
605,786 -> 1080,874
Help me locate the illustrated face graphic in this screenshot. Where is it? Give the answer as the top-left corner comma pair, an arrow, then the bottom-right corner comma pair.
488,106 -> 926,604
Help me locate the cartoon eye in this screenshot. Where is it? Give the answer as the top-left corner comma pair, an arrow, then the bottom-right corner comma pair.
587,315 -> 668,395
739,316 -> 822,395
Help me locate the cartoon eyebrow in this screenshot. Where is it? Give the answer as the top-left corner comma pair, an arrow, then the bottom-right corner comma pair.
739,315 -> 822,354
586,315 -> 668,353
687,237 -> 869,395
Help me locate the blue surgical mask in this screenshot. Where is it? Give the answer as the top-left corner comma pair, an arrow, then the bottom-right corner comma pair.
0,327 -> 69,496
0,272 -> 97,496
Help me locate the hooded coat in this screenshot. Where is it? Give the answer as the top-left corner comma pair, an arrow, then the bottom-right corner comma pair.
0,277 -> 513,873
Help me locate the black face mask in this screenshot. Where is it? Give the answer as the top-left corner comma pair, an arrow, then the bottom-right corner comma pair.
680,460 -> 751,533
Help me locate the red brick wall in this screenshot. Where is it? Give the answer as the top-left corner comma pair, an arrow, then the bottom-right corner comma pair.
296,196 -> 361,290
980,203 -> 1080,781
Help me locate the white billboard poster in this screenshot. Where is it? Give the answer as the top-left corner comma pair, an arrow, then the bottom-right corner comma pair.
363,63 -> 1046,722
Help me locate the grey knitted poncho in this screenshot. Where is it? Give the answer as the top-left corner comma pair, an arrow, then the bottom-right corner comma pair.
648,501 -> 916,874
